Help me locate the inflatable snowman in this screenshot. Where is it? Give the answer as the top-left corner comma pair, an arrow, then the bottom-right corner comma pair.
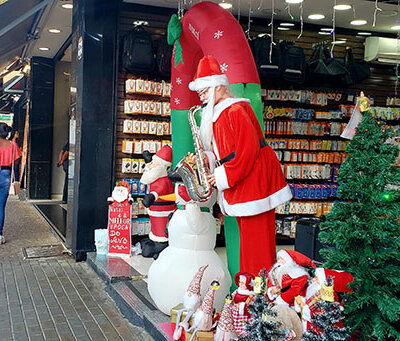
147,184 -> 231,315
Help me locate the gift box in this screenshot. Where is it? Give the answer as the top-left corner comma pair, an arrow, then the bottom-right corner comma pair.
170,304 -> 194,325
184,330 -> 214,341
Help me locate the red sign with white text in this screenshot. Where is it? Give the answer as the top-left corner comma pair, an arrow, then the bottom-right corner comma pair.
108,200 -> 131,256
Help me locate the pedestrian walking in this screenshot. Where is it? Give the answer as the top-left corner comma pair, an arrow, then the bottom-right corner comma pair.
0,123 -> 21,244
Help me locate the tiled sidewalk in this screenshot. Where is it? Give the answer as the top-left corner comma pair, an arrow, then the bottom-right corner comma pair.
0,258 -> 153,341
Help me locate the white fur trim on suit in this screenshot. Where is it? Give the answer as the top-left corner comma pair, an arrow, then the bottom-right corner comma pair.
189,74 -> 229,91
239,302 -> 246,316
204,151 -> 216,173
277,250 -> 292,264
302,305 -> 312,322
146,208 -> 173,217
149,231 -> 168,242
315,268 -> 326,285
275,295 -> 290,306
212,98 -> 251,122
219,184 -> 293,217
215,165 -> 230,191
150,191 -> 159,201
152,155 -> 171,167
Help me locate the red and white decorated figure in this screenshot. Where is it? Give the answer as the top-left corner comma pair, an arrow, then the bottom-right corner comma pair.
189,55 -> 292,275
215,294 -> 238,341
140,146 -> 176,258
107,181 -> 133,256
231,272 -> 255,337
267,249 -> 315,307
295,267 -> 354,332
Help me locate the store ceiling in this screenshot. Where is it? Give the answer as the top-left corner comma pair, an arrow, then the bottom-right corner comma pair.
1,0 -> 399,75
125,0 -> 400,34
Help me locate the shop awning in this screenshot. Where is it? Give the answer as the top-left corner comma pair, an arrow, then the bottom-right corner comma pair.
0,0 -> 50,72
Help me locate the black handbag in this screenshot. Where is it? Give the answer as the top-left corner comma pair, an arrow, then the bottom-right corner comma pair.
343,48 -> 371,85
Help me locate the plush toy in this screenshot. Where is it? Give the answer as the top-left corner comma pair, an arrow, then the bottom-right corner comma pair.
173,265 -> 208,340
267,250 -> 315,307
180,280 -> 220,341
214,294 -> 237,341
139,146 -> 176,259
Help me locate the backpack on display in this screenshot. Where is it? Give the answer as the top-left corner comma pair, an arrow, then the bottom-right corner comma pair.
156,35 -> 173,78
251,36 -> 283,84
342,48 -> 371,86
122,25 -> 155,74
280,41 -> 306,84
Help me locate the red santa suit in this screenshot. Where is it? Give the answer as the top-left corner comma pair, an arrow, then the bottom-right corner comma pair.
296,268 -> 353,332
189,56 -> 292,275
141,146 -> 176,242
267,250 -> 315,307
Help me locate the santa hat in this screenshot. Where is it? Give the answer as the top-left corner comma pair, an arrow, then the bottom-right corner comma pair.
152,145 -> 172,166
187,265 -> 208,296
277,249 -> 316,269
217,301 -> 236,333
116,180 -> 130,194
315,268 -> 354,294
234,272 -> 255,289
201,285 -> 217,316
188,55 -> 229,92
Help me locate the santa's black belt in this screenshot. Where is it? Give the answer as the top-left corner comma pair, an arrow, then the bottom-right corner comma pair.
215,138 -> 267,167
153,201 -> 175,206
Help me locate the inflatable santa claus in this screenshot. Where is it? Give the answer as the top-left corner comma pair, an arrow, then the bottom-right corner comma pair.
140,146 -> 176,259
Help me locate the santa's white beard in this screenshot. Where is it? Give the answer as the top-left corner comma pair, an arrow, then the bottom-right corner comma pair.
193,309 -> 204,327
269,261 -> 300,287
199,89 -> 215,152
306,281 -> 321,299
140,164 -> 167,185
111,187 -> 129,203
182,292 -> 200,311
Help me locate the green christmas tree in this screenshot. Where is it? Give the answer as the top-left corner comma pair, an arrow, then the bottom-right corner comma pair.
318,109 -> 400,340
239,269 -> 285,341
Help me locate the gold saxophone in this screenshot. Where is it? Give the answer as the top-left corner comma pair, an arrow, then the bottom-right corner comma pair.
172,105 -> 213,202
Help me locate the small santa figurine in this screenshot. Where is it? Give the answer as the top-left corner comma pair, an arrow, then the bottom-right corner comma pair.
215,294 -> 238,341
294,267 -> 354,332
267,250 -> 315,307
173,265 -> 208,340
107,180 -> 133,205
140,145 -> 176,259
231,272 -> 255,337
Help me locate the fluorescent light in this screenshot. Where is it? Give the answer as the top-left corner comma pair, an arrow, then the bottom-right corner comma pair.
333,4 -> 351,10
280,23 -> 295,27
133,20 -> 149,26
258,33 -> 267,37
308,14 -> 325,20
277,27 -> 290,30
61,3 -> 73,9
332,40 -> 346,44
48,28 -> 61,33
38,47 -> 50,51
357,32 -> 372,36
219,1 -> 232,8
350,19 -> 367,25
321,28 -> 334,31
285,0 -> 304,4
391,25 -> 400,30
318,31 -> 332,35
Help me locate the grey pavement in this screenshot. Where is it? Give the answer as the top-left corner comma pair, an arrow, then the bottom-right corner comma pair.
0,199 -> 154,341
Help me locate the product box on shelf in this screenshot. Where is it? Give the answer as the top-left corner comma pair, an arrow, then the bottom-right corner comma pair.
122,158 -> 133,174
123,120 -> 133,133
125,79 -> 136,93
124,100 -> 142,114
122,140 -> 133,154
162,81 -> 171,97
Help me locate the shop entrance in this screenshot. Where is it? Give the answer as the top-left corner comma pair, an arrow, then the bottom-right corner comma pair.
33,46 -> 71,240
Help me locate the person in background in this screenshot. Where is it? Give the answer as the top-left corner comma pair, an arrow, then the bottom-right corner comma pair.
0,123 -> 21,244
57,140 -> 69,204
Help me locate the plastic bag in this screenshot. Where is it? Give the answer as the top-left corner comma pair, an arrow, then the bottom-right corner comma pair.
94,229 -> 108,255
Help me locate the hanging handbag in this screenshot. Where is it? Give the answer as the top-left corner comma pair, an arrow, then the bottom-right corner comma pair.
9,143 -> 20,196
